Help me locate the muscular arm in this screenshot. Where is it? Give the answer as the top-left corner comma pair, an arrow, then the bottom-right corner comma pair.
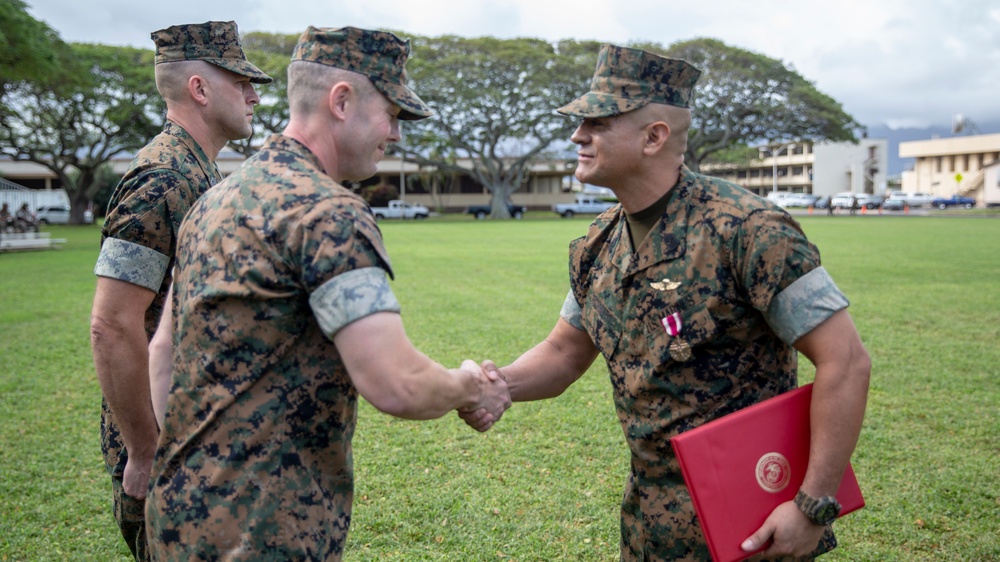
502,318 -> 600,402
459,318 -> 598,431
148,283 -> 173,429
744,308 -> 871,557
796,308 -> 871,498
90,276 -> 160,498
333,311 -> 510,421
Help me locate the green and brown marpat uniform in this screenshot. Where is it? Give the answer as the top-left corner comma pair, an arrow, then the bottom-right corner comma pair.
146,134 -> 399,561
561,167 -> 849,561
94,120 -> 221,561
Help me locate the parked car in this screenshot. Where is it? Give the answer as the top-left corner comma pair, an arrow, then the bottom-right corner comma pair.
830,192 -> 857,209
881,197 -> 907,211
370,200 -> 429,220
812,195 -> 831,210
552,194 -> 617,218
886,191 -> 935,208
777,194 -> 819,208
464,202 -> 526,220
35,205 -> 94,224
930,194 -> 976,209
856,194 -> 884,209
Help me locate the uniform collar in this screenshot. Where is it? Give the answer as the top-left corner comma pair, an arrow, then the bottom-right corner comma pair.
608,166 -> 695,276
163,120 -> 222,183
259,134 -> 328,176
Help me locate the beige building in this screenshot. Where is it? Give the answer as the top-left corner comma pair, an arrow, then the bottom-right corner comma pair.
899,133 -> 1000,205
1,152 -> 580,212
703,139 -> 888,198
359,156 -> 576,211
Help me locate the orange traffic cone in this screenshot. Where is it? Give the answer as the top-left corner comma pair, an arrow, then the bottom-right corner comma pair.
808,206 -> 814,215
861,206 -> 867,215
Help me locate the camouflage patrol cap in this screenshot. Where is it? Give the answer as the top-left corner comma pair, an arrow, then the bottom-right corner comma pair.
291,26 -> 433,121
558,44 -> 701,118
151,21 -> 272,84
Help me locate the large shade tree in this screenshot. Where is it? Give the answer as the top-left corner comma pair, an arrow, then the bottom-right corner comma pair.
0,0 -> 65,88
229,31 -> 299,157
640,38 -> 862,172
0,43 -> 163,223
393,35 -> 600,219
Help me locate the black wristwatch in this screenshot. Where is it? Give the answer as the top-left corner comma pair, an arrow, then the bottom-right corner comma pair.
794,489 -> 842,526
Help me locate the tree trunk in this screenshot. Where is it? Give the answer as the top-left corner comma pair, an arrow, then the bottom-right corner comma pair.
489,185 -> 513,219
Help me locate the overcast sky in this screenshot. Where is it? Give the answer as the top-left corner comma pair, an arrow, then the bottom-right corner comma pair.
25,0 -> 1000,134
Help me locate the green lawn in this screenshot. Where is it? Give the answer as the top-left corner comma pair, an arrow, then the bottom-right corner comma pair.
1,215 -> 997,561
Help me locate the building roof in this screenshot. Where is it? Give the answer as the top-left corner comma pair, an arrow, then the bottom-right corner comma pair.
899,132 -> 1000,158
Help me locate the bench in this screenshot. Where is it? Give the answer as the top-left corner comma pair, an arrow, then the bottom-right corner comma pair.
0,232 -> 67,252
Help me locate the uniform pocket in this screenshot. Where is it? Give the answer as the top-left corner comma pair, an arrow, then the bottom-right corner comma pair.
644,296 -> 718,365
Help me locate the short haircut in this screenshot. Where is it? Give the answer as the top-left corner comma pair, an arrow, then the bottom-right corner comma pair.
287,61 -> 376,117
639,103 -> 692,155
154,60 -> 211,103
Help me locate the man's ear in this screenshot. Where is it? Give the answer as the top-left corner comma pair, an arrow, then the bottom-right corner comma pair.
643,121 -> 671,155
328,82 -> 353,121
188,75 -> 210,107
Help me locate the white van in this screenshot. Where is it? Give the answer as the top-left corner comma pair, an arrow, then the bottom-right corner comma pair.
887,191 -> 935,208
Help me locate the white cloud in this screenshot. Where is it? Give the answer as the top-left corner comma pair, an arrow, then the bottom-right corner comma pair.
24,0 -> 1000,132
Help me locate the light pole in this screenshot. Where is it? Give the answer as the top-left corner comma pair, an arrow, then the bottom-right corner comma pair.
761,142 -> 796,197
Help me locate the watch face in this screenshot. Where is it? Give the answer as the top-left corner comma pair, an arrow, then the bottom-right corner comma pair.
815,500 -> 841,525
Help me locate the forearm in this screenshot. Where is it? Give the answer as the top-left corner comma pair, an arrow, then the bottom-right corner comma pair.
148,326 -> 172,429
383,359 -> 482,420
336,313 -> 492,420
797,312 -> 872,496
803,353 -> 870,495
504,319 -> 598,402
148,285 -> 173,429
91,277 -> 160,460
92,323 -> 159,460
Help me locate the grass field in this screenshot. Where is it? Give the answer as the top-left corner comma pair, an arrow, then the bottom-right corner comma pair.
1,214 -> 998,561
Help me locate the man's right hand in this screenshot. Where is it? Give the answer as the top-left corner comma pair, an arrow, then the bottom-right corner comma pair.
122,454 -> 152,499
458,360 -> 510,432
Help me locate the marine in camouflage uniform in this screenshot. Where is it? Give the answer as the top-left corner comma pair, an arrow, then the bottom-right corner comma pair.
91,21 -> 270,561
562,171 -> 844,560
147,132 -> 392,560
466,44 -> 870,561
146,27 -> 507,561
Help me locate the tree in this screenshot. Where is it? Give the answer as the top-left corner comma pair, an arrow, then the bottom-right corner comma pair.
0,0 -> 66,88
634,38 -> 862,172
0,43 -> 164,223
393,35 -> 600,219
229,31 -> 298,157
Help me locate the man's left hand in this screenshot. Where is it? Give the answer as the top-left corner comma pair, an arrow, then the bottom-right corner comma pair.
741,501 -> 826,558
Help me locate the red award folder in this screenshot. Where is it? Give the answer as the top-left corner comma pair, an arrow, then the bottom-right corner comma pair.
670,384 -> 864,562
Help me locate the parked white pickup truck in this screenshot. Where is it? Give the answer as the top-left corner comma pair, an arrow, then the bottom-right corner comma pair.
370,200 -> 429,220
552,194 -> 617,218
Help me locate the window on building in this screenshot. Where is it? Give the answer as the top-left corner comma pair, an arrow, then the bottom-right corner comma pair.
737,171 -> 747,178
458,176 -> 485,194
936,156 -> 942,173
792,166 -> 803,176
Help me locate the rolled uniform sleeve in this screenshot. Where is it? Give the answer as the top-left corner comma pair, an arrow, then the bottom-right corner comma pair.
296,199 -> 398,339
559,289 -> 585,330
736,209 -> 848,346
310,267 -> 401,338
94,238 -> 170,292
765,266 -> 849,345
97,167 -> 203,293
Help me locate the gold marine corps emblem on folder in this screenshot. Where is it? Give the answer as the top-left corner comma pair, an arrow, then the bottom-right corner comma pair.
755,452 -> 792,493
